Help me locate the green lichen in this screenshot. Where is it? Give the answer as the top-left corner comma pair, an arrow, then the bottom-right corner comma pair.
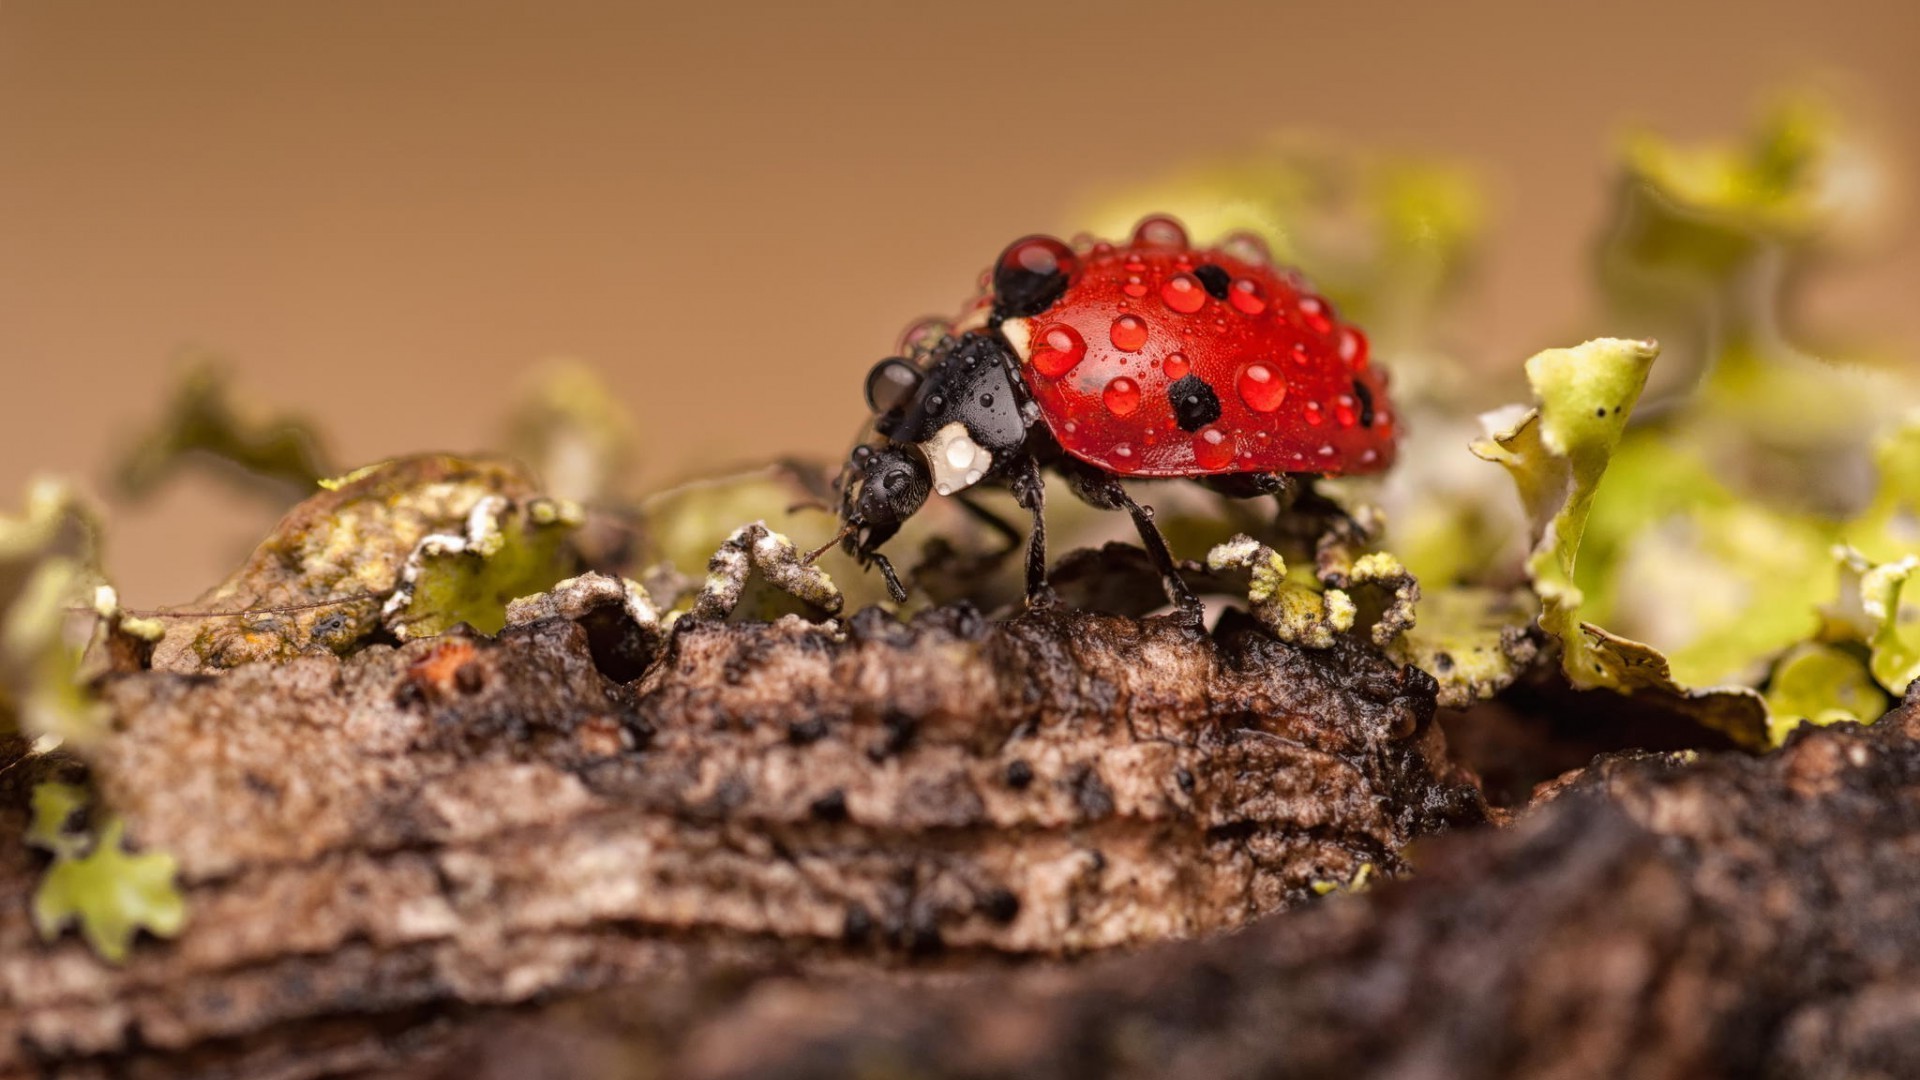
0,481 -> 109,743
27,781 -> 186,964
115,360 -> 333,499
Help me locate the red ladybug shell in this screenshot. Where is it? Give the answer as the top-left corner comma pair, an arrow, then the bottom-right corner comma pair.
998,218 -> 1396,478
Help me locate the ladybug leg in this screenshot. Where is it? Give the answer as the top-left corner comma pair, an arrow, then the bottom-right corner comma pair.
1068,472 -> 1203,626
1010,456 -> 1057,609
953,492 -> 1023,557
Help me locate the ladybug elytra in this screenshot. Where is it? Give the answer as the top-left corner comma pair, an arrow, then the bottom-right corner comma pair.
829,214 -> 1397,621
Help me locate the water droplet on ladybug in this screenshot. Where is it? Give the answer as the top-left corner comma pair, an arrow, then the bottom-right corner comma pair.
1297,295 -> 1333,334
1162,352 -> 1190,378
1229,278 -> 1268,315
1030,324 -> 1086,377
936,481 -> 954,496
1317,444 -> 1336,459
1161,273 -> 1206,314
1123,274 -> 1149,298
1193,426 -> 1236,469
1304,401 -> 1324,426
945,440 -> 976,469
965,468 -> 983,484
1360,448 -> 1380,466
978,392 -> 995,408
1130,215 -> 1189,249
1103,376 -> 1142,415
926,393 -> 947,414
1110,315 -> 1149,352
864,358 -> 923,414
1334,394 -> 1358,428
1237,362 -> 1288,412
1338,326 -> 1369,370
896,317 -> 950,355
992,235 -> 1078,318
1221,231 -> 1272,267
1093,241 -> 1115,256
1289,340 -> 1312,366
1124,257 -> 1147,272
1112,443 -> 1136,461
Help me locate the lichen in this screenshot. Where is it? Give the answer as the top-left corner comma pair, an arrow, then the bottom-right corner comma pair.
114,359 -> 333,499
26,781 -> 186,963
0,481 -> 109,743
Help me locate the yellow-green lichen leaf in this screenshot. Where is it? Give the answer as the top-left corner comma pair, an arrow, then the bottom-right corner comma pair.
1473,338 -> 1770,747
115,360 -> 333,500
1823,546 -> 1920,697
1206,536 -> 1355,649
1389,586 -> 1539,709
26,781 -> 90,853
33,819 -> 186,963
149,456 -> 572,672
501,362 -> 640,505
0,481 -> 109,742
1763,642 -> 1888,746
384,496 -> 585,640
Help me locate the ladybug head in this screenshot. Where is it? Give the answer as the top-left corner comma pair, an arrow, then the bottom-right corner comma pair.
830,443 -> 930,602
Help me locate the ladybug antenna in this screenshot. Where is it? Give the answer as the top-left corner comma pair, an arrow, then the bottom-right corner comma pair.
803,522 -> 857,566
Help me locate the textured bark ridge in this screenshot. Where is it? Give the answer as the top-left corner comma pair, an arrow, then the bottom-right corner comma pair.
429,691 -> 1920,1080
0,603 -> 1478,1075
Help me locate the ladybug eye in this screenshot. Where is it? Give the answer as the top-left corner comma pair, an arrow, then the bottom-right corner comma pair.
865,358 -> 923,414
992,235 -> 1077,318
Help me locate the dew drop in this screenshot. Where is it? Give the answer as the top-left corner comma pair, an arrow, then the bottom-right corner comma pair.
1229,278 -> 1268,315
1124,257 -> 1147,272
1103,376 -> 1142,416
978,392 -> 995,408
965,469 -> 983,484
1112,443 -> 1136,461
946,440 -> 977,469
935,482 -> 954,496
1130,215 -> 1189,249
896,316 -> 950,354
1193,426 -> 1236,469
1297,295 -> 1334,334
1338,326 -> 1370,370
1303,401 -> 1324,426
1334,394 -> 1358,428
1360,448 -> 1380,466
1030,324 -> 1086,377
1236,362 -> 1288,413
1220,230 -> 1273,267
1123,274 -> 1149,298
1160,273 -> 1206,313
1162,351 -> 1190,378
1110,314 -> 1149,352
1317,444 -> 1336,459
1093,241 -> 1115,256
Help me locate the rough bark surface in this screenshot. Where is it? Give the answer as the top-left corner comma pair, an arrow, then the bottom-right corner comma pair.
0,604 -> 1477,1076
423,689 -> 1920,1080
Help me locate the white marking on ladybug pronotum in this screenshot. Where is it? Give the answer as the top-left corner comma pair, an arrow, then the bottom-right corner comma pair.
922,421 -> 992,497
999,316 -> 1033,361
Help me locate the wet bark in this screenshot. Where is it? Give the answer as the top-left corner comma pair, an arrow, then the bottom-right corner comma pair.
0,603 -> 1477,1076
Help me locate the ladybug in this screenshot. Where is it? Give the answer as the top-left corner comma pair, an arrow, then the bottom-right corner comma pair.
826,214 -> 1396,621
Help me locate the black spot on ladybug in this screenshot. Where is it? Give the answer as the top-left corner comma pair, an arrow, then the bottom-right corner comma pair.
1005,759 -> 1034,789
1192,263 -> 1231,300
1352,379 -> 1376,427
1168,375 -> 1223,432
992,237 -> 1074,318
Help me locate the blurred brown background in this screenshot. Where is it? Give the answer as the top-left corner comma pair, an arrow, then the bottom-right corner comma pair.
2,0 -> 1916,605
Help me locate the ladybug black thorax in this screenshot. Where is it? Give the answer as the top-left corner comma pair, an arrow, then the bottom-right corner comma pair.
872,332 -> 1033,497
